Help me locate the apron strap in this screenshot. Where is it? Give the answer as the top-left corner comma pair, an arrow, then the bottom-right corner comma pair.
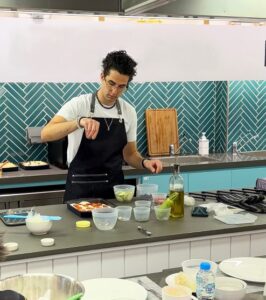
90,92 -> 123,122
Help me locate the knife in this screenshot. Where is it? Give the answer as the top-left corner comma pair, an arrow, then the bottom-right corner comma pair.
3,215 -> 62,221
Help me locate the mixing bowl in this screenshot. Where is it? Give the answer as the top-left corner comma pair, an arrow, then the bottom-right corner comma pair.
26,215 -> 52,235
215,276 -> 247,300
0,273 -> 84,300
92,207 -> 118,230
113,185 -> 135,202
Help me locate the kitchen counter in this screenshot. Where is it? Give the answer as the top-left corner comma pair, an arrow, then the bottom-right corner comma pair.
2,202 -> 266,262
0,152 -> 266,185
1,201 -> 266,280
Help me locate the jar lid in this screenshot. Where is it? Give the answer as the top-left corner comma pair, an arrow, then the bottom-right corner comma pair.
76,220 -> 91,228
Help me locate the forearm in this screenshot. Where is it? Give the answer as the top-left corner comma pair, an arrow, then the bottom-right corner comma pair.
124,151 -> 145,169
41,119 -> 78,142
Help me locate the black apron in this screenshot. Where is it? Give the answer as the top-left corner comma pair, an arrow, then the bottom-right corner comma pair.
64,93 -> 127,202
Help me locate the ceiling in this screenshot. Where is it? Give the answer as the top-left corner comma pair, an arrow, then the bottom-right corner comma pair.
0,0 -> 265,21
122,0 -> 266,21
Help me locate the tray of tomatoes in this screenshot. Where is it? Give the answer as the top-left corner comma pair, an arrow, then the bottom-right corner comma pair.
67,199 -> 112,218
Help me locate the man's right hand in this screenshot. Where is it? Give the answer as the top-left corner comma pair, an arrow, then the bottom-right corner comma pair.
80,118 -> 100,140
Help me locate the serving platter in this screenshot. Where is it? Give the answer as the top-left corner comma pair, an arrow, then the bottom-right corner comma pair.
81,278 -> 147,300
219,257 -> 266,283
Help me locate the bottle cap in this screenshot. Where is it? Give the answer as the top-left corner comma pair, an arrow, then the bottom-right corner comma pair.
200,262 -> 211,270
76,220 -> 91,228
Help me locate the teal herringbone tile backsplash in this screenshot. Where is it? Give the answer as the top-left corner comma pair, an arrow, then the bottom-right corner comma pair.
0,81 -> 265,163
228,81 -> 266,152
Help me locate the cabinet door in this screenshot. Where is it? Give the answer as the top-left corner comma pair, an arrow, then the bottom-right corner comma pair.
142,173 -> 189,193
231,166 -> 266,189
188,170 -> 231,192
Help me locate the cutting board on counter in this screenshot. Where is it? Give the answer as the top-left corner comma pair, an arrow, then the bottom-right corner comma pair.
145,108 -> 179,156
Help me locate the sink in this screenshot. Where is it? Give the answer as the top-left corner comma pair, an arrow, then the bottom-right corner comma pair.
241,151 -> 266,158
152,155 -> 218,165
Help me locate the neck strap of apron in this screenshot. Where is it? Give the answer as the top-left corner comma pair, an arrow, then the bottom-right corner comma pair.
90,92 -> 122,123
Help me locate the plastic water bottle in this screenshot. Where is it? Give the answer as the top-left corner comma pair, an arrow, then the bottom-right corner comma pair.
196,261 -> 215,300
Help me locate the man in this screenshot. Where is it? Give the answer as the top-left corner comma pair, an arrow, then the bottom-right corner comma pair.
41,50 -> 163,202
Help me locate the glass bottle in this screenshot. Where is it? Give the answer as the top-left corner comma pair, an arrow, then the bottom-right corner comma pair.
169,164 -> 184,218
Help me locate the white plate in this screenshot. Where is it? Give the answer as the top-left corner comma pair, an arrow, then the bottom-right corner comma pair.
219,257 -> 266,283
81,278 -> 148,300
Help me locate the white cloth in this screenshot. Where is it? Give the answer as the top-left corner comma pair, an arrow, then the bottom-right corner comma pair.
57,94 -> 137,165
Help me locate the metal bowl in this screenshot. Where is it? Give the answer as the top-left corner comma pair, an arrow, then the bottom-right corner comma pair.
0,273 -> 84,300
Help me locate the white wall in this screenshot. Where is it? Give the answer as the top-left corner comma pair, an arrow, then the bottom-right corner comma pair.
0,15 -> 265,82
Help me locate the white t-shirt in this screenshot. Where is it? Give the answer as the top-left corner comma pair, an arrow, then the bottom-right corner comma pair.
57,94 -> 137,165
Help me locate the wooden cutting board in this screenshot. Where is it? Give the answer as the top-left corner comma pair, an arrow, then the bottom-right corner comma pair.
145,108 -> 179,156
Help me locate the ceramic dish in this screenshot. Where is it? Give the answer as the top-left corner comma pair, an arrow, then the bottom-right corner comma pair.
19,161 -> 49,170
219,257 -> 266,283
81,278 -> 147,300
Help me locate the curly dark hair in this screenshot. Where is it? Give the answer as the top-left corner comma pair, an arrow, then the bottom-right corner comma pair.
102,50 -> 137,83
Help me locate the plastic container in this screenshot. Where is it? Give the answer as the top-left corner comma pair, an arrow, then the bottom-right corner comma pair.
116,206 -> 132,221
198,132 -> 209,156
154,206 -> 171,221
196,262 -> 215,300
136,183 -> 158,196
113,185 -> 135,202
135,200 -> 151,207
92,207 -> 118,230
152,192 -> 167,206
133,206 -> 150,222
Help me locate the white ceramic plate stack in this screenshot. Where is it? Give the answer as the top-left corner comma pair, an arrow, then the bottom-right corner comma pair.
219,257 -> 266,283
81,278 -> 148,300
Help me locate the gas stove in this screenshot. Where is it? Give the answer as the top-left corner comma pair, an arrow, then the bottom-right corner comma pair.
189,188 -> 266,213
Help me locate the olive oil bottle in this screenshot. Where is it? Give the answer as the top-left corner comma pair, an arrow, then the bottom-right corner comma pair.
169,164 -> 184,218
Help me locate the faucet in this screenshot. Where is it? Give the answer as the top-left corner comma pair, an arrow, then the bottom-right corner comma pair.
169,134 -> 192,156
232,132 -> 259,154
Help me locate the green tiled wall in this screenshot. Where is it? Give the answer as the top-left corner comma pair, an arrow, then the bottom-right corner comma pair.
0,81 -> 265,163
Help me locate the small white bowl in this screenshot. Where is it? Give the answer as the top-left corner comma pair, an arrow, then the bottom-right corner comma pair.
181,259 -> 218,282
4,242 -> 18,252
26,216 -> 52,235
215,276 -> 247,300
41,238 -> 55,247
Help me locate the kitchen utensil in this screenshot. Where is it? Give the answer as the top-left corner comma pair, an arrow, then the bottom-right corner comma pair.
26,217 -> 53,235
154,206 -> 171,221
137,279 -> 162,299
136,183 -> 158,197
145,108 -> 179,156
134,207 -> 151,222
137,225 -> 152,236
135,200 -> 151,207
181,259 -> 217,282
116,206 -> 132,221
0,210 -> 30,226
92,207 -> 118,231
162,285 -> 192,300
3,214 -> 62,221
67,292 -> 84,300
0,273 -> 84,300
113,185 -> 135,202
215,277 -> 246,300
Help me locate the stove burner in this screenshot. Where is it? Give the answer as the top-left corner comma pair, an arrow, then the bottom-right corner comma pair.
189,188 -> 266,213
